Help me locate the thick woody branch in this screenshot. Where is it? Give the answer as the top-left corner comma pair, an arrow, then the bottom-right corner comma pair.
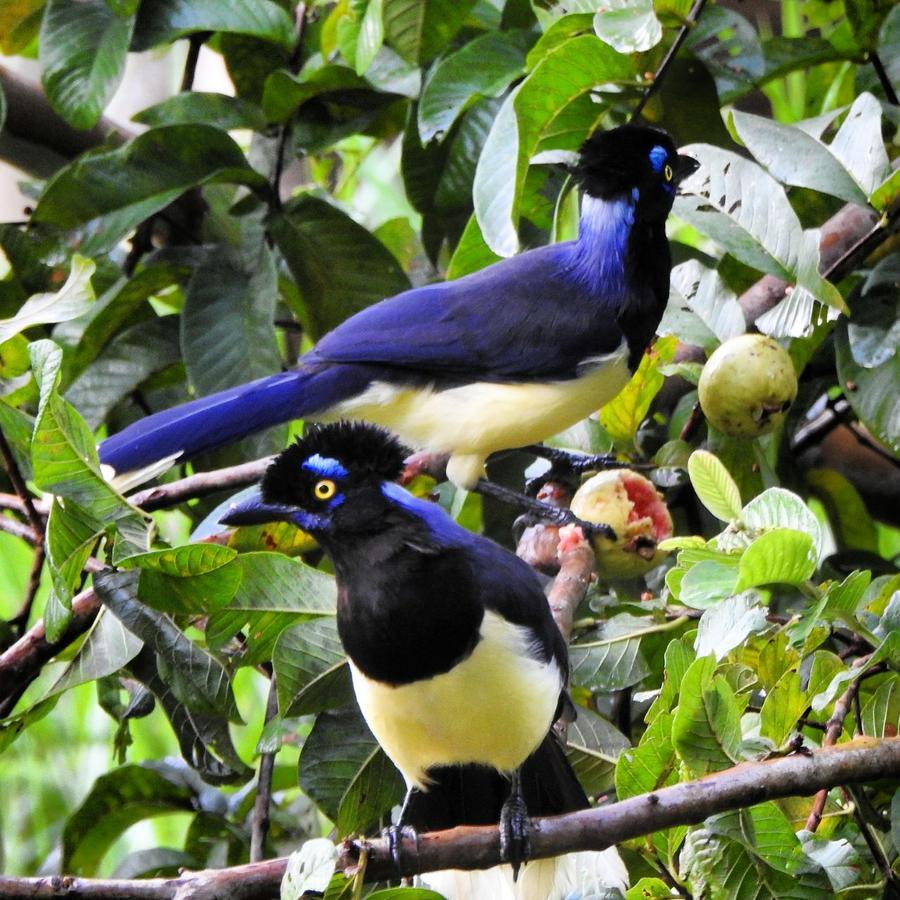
0,739 -> 896,898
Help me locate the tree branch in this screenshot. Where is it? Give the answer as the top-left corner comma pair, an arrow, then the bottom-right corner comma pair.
0,428 -> 44,535
0,739 -> 895,898
249,678 -> 280,863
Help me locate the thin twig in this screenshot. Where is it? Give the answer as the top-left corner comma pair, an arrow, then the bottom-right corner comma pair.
180,33 -> 208,93
249,678 -> 280,863
631,0 -> 708,121
869,51 -> 899,106
0,428 -> 43,534
271,3 -> 308,211
7,543 -> 46,639
0,513 -> 40,545
805,668 -> 865,832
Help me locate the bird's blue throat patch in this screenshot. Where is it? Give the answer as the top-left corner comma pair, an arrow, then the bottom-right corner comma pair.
302,453 -> 349,479
571,195 -> 635,297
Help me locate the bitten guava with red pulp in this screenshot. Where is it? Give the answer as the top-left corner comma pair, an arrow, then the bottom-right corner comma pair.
570,469 -> 673,578
698,334 -> 798,438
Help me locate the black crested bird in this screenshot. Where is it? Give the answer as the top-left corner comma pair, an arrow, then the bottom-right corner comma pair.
221,422 -> 628,899
101,125 -> 697,517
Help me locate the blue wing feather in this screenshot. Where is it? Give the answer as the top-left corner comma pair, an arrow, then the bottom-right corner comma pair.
312,243 -> 624,380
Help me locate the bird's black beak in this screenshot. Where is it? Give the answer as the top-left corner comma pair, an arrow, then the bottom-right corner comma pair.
220,490 -> 296,527
675,153 -> 700,183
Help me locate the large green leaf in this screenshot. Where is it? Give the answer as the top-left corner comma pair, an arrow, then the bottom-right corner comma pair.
62,763 -> 197,875
29,341 -> 151,548
473,34 -> 633,256
736,529 -> 817,590
33,125 -> 267,253
273,618 -> 353,716
206,552 -> 337,665
565,705 -> 630,795
132,0 -> 294,51
270,194 -> 410,339
695,592 -> 768,661
65,317 -> 181,430
96,569 -> 242,724
835,280 -> 900,456
182,243 -> 281,398
671,655 -> 743,775
759,669 -> 807,746
418,30 -> 531,143
592,0 -> 662,53
39,0 -> 135,130
383,0 -> 477,65
262,63 -> 372,123
687,449 -> 742,522
0,255 -> 95,344
299,705 -> 404,834
134,92 -> 267,130
674,144 -> 847,314
569,613 -> 652,691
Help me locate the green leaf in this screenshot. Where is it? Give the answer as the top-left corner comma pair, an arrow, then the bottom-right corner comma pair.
835,285 -> 900,456
677,560 -> 740,610
593,0 -> 662,53
39,0 -> 135,130
0,255 -> 95,344
262,63 -> 371,123
706,804 -> 811,875
418,30 -> 531,143
732,110 -> 869,206
616,712 -> 678,799
626,879 -> 672,900
687,449 -> 742,522
565,705 -> 630,796
569,613 -> 652,691
759,669 -> 807,746
661,260 -> 745,347
29,341 -> 151,548
599,335 -> 677,447
282,840 -> 339,900
674,144 -> 847,313
695,592 -> 768,660
96,569 -> 242,723
299,705 -> 404,833
859,676 -> 900,737
354,0 -> 385,75
383,0 -> 477,65
65,317 -> 182,430
62,763 -> 196,875
273,618 -> 353,716
672,655 -> 743,775
134,92 -> 267,130
741,487 -> 823,557
33,125 -> 267,253
646,636 -> 695,722
446,213 -> 502,279
271,194 -> 410,339
829,92 -> 891,199
182,243 -> 281,399
871,168 -> 900,212
44,498 -> 103,641
736,529 -> 817,590
206,552 -> 337,665
133,0 -> 294,50
474,34 -> 633,256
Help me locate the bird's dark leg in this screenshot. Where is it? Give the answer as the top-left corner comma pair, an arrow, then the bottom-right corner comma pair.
385,786 -> 418,878
474,478 -> 617,541
499,769 -> 531,880
523,443 -> 631,476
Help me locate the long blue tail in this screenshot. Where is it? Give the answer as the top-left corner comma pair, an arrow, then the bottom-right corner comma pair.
99,363 -> 375,478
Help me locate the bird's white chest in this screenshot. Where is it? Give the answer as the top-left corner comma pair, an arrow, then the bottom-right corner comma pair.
349,611 -> 562,790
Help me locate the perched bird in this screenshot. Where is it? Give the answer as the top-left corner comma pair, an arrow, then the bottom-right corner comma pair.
100,125 -> 697,499
221,422 -> 628,899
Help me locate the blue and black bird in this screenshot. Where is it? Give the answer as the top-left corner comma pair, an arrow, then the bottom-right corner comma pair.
101,125 -> 697,499
221,422 -> 628,899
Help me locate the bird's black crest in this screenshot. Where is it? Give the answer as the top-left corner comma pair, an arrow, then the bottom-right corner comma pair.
262,421 -> 409,501
574,124 -> 677,199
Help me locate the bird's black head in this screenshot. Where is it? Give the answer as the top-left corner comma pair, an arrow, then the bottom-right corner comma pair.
220,422 -> 409,537
574,124 -> 699,220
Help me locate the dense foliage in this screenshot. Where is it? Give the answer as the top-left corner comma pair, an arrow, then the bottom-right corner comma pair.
0,0 -> 898,897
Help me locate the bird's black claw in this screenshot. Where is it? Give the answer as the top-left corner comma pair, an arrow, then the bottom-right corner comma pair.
580,519 -> 617,542
499,790 -> 531,880
384,824 -> 416,879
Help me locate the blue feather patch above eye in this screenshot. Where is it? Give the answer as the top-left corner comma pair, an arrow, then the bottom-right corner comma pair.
303,453 -> 349,479
648,145 -> 668,173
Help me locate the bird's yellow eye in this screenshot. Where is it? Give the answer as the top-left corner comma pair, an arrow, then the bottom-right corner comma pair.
663,163 -> 673,182
314,479 -> 336,500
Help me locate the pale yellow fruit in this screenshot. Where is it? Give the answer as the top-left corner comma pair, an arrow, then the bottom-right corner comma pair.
570,469 -> 673,578
698,334 -> 798,438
